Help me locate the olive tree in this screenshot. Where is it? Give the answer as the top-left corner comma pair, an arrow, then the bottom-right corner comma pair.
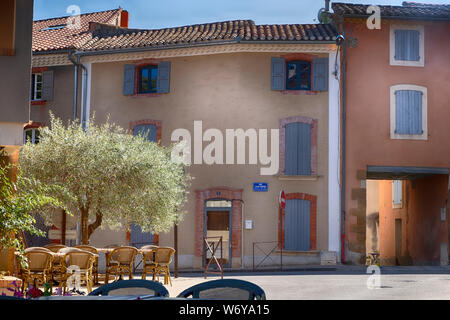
19,115 -> 189,244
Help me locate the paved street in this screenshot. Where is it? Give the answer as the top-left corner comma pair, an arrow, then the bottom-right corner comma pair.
164,266 -> 450,299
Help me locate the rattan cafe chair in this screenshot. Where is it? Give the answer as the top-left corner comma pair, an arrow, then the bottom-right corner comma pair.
60,250 -> 96,294
20,250 -> 54,293
153,247 -> 175,286
75,245 -> 99,284
140,245 -> 158,281
107,246 -> 139,282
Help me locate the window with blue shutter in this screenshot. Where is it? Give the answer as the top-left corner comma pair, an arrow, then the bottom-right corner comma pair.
395,29 -> 420,61
139,65 -> 158,93
395,90 -> 422,135
124,62 -> 171,96
133,124 -> 158,142
286,61 -> 311,91
285,122 -> 311,175
392,180 -> 403,208
284,199 -> 310,251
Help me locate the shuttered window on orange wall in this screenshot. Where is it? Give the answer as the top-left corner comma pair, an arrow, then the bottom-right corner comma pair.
0,0 -> 15,56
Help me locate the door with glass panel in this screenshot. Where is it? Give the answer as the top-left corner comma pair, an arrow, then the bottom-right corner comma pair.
204,200 -> 232,268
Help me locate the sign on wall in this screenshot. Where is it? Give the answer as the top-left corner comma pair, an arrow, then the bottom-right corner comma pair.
253,182 -> 268,192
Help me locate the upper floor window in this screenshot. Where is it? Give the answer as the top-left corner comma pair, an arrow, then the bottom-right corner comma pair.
286,61 -> 311,91
123,61 -> 171,96
31,73 -> 43,101
390,84 -> 427,140
390,25 -> 424,67
30,70 -> 54,102
392,180 -> 403,209
271,57 -> 328,92
24,128 -> 40,144
139,65 -> 158,94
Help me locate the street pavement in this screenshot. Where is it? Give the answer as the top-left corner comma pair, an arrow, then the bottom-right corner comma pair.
84,265 -> 450,299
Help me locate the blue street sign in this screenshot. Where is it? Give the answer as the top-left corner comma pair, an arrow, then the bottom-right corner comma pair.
253,182 -> 268,192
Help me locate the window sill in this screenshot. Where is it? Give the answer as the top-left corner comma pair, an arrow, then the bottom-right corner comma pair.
30,100 -> 47,106
277,175 -> 319,181
130,93 -> 162,98
281,90 -> 318,95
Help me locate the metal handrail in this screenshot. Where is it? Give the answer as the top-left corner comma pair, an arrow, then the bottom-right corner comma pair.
252,241 -> 283,271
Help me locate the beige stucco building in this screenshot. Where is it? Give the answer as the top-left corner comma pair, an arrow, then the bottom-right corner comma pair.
29,12 -> 342,271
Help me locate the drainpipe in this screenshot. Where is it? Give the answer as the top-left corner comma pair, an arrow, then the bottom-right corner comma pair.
68,50 -> 88,129
341,25 -> 347,264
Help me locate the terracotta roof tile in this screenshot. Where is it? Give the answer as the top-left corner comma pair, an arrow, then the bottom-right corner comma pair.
33,8 -> 122,52
332,2 -> 450,20
79,20 -> 337,52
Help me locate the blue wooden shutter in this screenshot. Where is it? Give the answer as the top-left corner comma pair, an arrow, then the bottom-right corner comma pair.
130,224 -> 154,248
157,61 -> 171,93
284,199 -> 310,251
133,124 -> 158,142
395,90 -> 422,135
395,30 -> 420,61
312,58 -> 328,91
42,70 -> 54,101
271,57 -> 286,91
285,122 -> 311,175
123,64 -> 136,95
131,124 -> 156,247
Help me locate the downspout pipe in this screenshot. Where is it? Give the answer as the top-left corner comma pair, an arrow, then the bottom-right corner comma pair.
341,25 -> 347,264
68,50 -> 88,129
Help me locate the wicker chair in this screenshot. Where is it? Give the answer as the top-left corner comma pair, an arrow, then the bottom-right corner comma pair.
44,244 -> 67,253
107,246 -> 139,282
153,247 -> 175,286
140,245 -> 158,281
20,250 -> 54,293
75,245 -> 99,284
51,247 -> 83,282
60,250 -> 96,294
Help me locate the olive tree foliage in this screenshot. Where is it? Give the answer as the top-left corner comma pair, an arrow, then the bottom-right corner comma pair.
19,114 -> 189,244
0,160 -> 65,265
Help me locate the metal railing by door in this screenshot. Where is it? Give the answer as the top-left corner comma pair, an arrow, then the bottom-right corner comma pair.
252,241 -> 283,271
203,236 -> 224,279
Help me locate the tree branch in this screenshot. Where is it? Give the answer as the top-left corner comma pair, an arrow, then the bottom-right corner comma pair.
88,209 -> 102,238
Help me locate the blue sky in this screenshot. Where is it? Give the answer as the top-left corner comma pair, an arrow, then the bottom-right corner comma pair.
34,0 -> 450,29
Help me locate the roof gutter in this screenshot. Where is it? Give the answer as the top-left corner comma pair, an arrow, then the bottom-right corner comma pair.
340,14 -> 450,22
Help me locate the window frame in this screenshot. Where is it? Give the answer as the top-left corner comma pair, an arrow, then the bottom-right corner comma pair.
285,60 -> 312,91
24,128 -> 40,144
390,24 -> 424,67
31,73 -> 43,101
390,84 -> 427,140
138,65 -> 158,94
392,180 -> 403,209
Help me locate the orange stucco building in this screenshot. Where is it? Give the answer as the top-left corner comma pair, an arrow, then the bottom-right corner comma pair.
333,2 -> 450,265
